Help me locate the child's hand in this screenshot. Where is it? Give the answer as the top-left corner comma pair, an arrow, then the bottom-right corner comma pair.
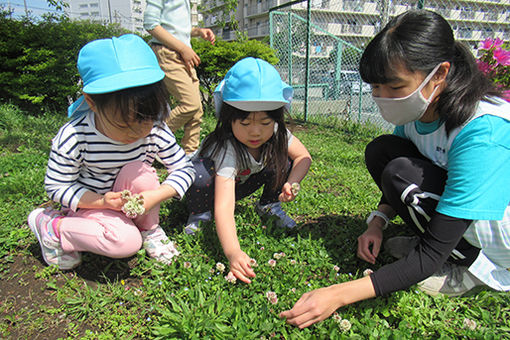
279,182 -> 300,202
103,191 -> 125,211
179,45 -> 201,70
227,250 -> 256,284
199,28 -> 215,44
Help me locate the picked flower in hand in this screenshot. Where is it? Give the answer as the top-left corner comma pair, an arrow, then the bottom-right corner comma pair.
291,182 -> 300,195
121,189 -> 145,218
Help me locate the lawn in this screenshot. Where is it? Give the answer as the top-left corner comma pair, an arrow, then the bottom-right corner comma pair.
0,103 -> 509,339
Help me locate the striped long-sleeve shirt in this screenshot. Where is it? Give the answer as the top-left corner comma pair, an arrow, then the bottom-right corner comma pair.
45,110 -> 195,211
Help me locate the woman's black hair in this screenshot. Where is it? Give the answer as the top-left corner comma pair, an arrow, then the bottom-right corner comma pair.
89,80 -> 170,129
199,103 -> 289,191
359,9 -> 502,133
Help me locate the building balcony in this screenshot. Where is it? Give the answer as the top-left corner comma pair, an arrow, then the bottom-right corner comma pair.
289,1 -> 378,14
247,23 -> 270,38
246,0 -> 278,17
455,27 -> 510,41
313,22 -> 376,37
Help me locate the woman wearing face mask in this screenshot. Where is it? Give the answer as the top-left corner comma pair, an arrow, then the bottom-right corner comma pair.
280,9 -> 510,329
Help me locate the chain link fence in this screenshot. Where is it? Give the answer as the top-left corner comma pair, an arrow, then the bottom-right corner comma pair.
269,0 -> 510,130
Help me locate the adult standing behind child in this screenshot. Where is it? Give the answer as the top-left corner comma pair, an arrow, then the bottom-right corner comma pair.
185,57 -> 312,284
144,0 -> 216,155
281,10 -> 510,328
28,34 -> 195,270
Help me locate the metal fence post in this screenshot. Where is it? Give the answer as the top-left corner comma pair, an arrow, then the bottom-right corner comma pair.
304,0 -> 311,122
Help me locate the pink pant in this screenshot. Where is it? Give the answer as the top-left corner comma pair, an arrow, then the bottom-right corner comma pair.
59,161 -> 160,258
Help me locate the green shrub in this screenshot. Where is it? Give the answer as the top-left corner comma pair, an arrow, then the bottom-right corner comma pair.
0,10 -> 130,114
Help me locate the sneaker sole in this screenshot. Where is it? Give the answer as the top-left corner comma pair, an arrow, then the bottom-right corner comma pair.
28,208 -> 81,270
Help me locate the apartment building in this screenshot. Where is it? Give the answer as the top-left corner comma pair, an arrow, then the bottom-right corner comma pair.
66,0 -> 201,34
202,0 -> 510,48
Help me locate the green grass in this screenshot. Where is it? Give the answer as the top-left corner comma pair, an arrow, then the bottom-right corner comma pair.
1,103 -> 509,339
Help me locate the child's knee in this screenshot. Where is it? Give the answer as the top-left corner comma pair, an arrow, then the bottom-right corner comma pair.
115,161 -> 159,192
192,158 -> 215,187
107,229 -> 143,258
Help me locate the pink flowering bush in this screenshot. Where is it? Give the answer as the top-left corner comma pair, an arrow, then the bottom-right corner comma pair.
476,37 -> 510,102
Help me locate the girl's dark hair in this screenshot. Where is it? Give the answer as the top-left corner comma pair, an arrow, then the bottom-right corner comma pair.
89,80 -> 170,129
359,9 -> 501,133
200,103 -> 289,190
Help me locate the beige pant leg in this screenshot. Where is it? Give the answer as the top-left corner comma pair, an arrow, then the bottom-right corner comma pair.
152,45 -> 203,153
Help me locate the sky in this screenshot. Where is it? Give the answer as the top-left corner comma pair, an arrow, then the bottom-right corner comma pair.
1,0 -> 65,19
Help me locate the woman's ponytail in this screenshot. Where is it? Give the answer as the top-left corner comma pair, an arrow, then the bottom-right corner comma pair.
438,41 -> 501,134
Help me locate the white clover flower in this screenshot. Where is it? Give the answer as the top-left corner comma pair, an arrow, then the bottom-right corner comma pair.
290,288 -> 296,293
333,265 -> 340,272
363,269 -> 374,277
463,318 -> 477,330
250,258 -> 258,267
121,190 -> 145,218
183,261 -> 191,269
332,312 -> 342,322
273,252 -> 281,260
267,259 -> 276,267
291,182 -> 301,195
339,319 -> 351,332
216,262 -> 226,273
279,252 -> 286,258
225,271 -> 236,284
290,259 -> 297,265
266,291 -> 278,304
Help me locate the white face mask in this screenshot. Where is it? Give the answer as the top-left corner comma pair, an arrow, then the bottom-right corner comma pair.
372,64 -> 442,125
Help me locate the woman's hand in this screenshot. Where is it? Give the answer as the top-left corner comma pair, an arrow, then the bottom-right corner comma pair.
279,285 -> 341,329
227,249 -> 256,284
357,225 -> 383,264
280,277 -> 376,328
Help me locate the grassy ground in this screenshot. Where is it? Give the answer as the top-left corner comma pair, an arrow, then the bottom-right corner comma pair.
0,103 -> 509,339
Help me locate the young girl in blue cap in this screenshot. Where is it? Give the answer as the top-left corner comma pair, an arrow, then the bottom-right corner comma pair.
27,34 -> 195,270
185,57 -> 312,283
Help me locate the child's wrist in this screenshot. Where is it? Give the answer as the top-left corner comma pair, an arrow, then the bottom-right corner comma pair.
225,247 -> 242,260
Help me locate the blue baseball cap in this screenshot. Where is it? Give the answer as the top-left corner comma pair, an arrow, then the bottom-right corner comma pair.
68,34 -> 164,117
214,57 -> 293,114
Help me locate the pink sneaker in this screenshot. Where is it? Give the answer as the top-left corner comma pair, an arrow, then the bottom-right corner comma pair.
27,208 -> 81,270
141,226 -> 179,264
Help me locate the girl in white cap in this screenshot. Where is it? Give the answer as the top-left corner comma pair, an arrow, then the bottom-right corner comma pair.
185,57 -> 312,284
27,34 -> 195,270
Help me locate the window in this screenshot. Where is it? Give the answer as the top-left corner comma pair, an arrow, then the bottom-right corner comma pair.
484,11 -> 498,22
483,27 -> 494,39
460,6 -> 474,20
343,0 -> 362,12
458,28 -> 472,39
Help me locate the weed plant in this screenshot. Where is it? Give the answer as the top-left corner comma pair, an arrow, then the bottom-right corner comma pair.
1,104 -> 509,338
